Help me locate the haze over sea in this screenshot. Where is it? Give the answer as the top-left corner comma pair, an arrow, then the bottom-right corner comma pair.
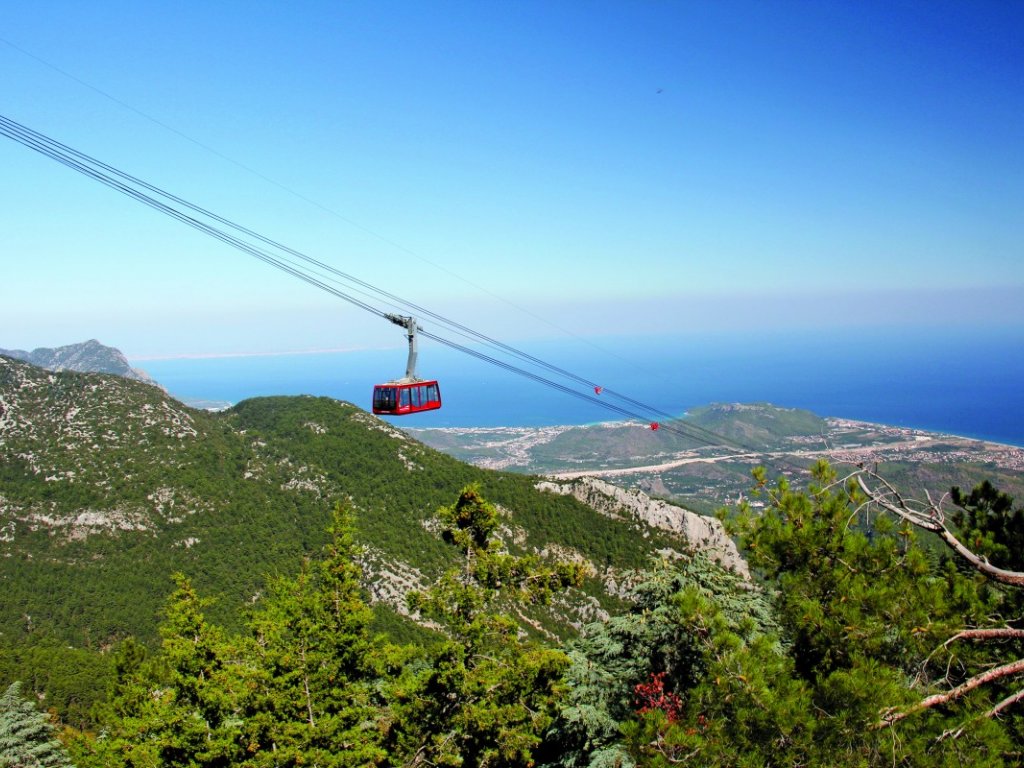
136,328 -> 1024,448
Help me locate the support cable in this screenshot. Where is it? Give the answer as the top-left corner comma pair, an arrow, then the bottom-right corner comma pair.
0,113 -> 755,451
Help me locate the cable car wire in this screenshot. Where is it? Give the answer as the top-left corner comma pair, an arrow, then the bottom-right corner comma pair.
0,112 -> 757,451
1,35 -> 681,393
0,112 -> 745,449
1,115 -> 620,402
10,109 -> 660,419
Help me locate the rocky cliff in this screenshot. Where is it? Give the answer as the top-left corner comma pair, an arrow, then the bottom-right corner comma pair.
536,476 -> 747,577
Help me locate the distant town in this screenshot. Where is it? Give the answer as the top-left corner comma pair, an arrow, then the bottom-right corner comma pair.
410,411 -> 1024,514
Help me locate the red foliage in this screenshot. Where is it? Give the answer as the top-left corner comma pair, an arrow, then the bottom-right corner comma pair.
634,672 -> 683,723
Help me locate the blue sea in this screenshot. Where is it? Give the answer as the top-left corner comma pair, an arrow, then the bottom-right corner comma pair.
136,327 -> 1024,447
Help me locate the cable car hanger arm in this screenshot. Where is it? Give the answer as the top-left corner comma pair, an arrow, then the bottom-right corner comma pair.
384,313 -> 422,382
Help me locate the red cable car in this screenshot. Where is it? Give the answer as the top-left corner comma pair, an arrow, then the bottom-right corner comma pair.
372,314 -> 442,416
372,379 -> 442,415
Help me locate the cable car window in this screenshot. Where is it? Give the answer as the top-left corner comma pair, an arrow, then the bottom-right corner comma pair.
373,387 -> 396,411
400,388 -> 411,407
425,384 -> 438,402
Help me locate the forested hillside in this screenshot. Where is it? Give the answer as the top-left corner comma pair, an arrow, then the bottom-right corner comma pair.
0,355 -> 689,720
4,354 -> 1024,766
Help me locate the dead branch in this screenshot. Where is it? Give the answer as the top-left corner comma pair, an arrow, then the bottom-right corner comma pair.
911,628 -> 1024,687
855,472 -> 1024,587
879,658 -> 1024,728
984,686 -> 1024,721
944,628 -> 1024,646
937,687 -> 1024,743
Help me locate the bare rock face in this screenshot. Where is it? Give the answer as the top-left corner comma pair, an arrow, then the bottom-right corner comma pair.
0,339 -> 154,384
536,475 -> 748,578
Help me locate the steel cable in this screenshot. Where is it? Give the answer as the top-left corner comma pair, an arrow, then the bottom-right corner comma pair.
0,113 -> 759,451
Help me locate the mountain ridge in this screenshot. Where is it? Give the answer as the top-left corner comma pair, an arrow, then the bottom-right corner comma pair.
0,339 -> 155,385
0,355 -> 735,658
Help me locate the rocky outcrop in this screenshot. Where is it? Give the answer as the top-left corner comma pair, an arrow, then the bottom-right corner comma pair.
0,339 -> 155,384
536,476 -> 748,577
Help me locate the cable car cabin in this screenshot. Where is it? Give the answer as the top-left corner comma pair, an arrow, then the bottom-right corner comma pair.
372,380 -> 442,415
373,315 -> 441,416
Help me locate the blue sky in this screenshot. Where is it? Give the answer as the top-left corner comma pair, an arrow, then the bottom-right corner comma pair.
1,1 -> 1022,358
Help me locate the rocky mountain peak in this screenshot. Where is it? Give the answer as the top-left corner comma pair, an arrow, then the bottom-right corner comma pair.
0,339 -> 155,384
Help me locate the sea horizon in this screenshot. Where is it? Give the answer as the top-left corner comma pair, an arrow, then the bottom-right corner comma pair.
135,327 -> 1024,449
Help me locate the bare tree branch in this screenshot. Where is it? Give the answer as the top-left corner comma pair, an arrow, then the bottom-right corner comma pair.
855,472 -> 1024,587
984,686 -> 1024,721
936,687 -> 1024,743
842,465 -> 1024,738
912,628 -> 1024,687
944,628 -> 1024,646
880,658 -> 1024,728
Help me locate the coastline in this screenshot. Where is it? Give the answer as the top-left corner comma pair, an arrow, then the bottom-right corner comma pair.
406,414 -> 1024,453
406,412 -> 1024,481
138,333 -> 1024,449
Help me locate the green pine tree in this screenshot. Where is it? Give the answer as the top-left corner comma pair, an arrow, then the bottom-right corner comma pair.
77,575 -> 247,768
389,485 -> 586,768
71,504 -> 390,768
558,462 -> 1015,767
714,461 -> 1010,765
0,681 -> 75,768
241,503 -> 385,766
